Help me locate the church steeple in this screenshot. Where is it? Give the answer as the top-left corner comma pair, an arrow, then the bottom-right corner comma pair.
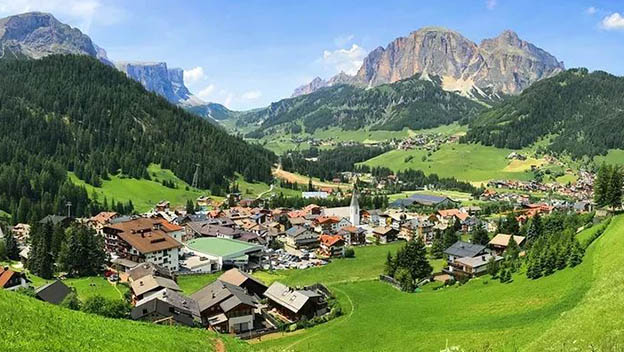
350,185 -> 360,226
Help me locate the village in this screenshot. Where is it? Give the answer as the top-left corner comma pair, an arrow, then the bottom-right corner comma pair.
0,166 -> 603,340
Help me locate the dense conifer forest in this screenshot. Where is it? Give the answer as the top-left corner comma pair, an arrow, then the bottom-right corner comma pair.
0,55 -> 276,220
464,68 -> 624,158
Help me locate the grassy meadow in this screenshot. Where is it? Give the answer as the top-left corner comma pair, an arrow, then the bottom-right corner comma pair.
360,142 -> 540,184
69,164 -> 220,213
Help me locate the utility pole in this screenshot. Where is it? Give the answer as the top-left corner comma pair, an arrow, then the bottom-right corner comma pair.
65,201 -> 72,217
192,163 -> 200,189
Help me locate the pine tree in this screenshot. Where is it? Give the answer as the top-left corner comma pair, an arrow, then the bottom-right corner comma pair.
542,246 -> 556,276
4,230 -> 20,260
431,232 -> 444,259
384,252 -> 396,277
486,256 -> 499,278
607,166 -> 623,210
442,228 -> 459,250
594,163 -> 610,207
185,199 -> 195,215
470,227 -> 490,245
568,239 -> 584,267
502,212 -> 519,235
526,213 -> 543,246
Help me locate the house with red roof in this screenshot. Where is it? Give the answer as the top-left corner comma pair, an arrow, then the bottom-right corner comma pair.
318,234 -> 345,257
0,267 -> 30,291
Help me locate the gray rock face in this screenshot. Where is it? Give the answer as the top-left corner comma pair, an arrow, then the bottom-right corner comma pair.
292,77 -> 328,97
0,12 -> 97,59
295,27 -> 564,99
114,62 -> 201,105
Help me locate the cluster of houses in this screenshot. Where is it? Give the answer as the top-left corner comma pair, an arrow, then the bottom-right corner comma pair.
127,265 -> 329,334
397,133 -> 459,151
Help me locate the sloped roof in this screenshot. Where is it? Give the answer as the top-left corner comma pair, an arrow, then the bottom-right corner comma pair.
218,268 -> 266,288
191,280 -> 256,313
130,275 -> 181,297
489,234 -> 526,247
127,262 -> 174,282
320,234 -> 344,247
35,280 -> 71,305
444,241 -> 486,258
132,288 -> 200,321
264,281 -> 320,314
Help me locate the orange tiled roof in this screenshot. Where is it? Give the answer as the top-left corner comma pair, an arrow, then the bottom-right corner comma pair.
320,234 -> 344,247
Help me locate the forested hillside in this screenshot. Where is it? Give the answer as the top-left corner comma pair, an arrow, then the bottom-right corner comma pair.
0,55 -> 276,221
464,68 -> 624,158
243,75 -> 484,137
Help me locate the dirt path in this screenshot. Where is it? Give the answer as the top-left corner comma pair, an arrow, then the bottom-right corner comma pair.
214,338 -> 226,352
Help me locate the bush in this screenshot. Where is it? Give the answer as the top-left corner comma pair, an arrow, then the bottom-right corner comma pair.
61,291 -> 82,311
344,247 -> 355,258
81,295 -> 131,319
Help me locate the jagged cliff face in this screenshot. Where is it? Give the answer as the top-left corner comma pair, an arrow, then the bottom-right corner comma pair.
294,27 -> 564,99
114,62 -> 200,105
0,12 -> 97,59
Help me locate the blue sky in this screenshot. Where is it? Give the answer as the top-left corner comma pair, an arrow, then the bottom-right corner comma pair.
1,0 -> 624,110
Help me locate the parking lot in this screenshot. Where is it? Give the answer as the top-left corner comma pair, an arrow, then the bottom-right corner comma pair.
263,248 -> 329,270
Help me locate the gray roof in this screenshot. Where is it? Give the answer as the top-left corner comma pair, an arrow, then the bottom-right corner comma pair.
35,280 -> 71,305
131,288 -> 200,326
39,215 -> 72,226
264,281 -> 320,314
286,225 -> 309,238
455,254 -> 503,269
444,241 -> 487,258
187,222 -> 240,238
191,280 -> 256,313
130,275 -> 181,297
128,262 -> 174,281
390,194 -> 454,208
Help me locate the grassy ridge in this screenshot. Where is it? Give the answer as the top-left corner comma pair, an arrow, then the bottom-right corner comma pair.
0,290 -> 250,352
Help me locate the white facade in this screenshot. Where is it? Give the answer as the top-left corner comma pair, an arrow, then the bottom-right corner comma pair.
144,248 -> 180,272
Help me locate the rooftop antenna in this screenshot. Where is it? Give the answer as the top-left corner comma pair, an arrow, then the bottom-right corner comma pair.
192,163 -> 200,189
65,201 -> 72,217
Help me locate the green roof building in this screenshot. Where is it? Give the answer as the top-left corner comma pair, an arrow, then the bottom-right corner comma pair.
185,238 -> 263,271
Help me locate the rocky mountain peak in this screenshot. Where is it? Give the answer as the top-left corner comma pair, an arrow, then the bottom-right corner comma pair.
0,12 -> 97,59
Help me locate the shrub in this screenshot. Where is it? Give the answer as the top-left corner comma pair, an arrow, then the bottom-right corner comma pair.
344,247 -> 355,258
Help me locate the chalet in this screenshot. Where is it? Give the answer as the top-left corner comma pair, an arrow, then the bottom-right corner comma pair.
155,200 -> 171,212
372,226 -> 398,244
39,215 -> 74,228
191,280 -> 258,333
313,216 -> 341,233
127,262 -> 176,283
302,191 -> 328,199
130,274 -> 181,301
285,226 -> 319,249
196,195 -> 212,208
362,209 -> 383,227
488,234 -> 526,255
573,201 -> 593,213
103,218 -> 183,272
318,234 -> 345,258
453,254 -> 503,279
175,213 -> 209,226
88,212 -> 119,232
131,288 -> 200,327
264,282 -> 327,322
399,217 -> 434,243
0,267 -> 30,291
337,226 -> 366,246
218,268 -> 267,297
10,223 -> 30,245
443,241 -> 489,278
35,280 -> 71,305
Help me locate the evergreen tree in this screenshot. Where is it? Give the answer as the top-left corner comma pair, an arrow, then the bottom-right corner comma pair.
568,239 -> 584,267
470,227 -> 490,245
502,212 -> 520,235
525,213 -> 543,246
430,231 -> 445,259
486,256 -> 499,278
59,225 -> 106,277
594,163 -> 610,207
394,268 -> 414,292
185,199 -> 195,215
442,228 -> 459,250
541,246 -> 557,276
4,230 -> 20,260
607,166 -> 623,209
384,252 -> 396,277
28,222 -> 55,279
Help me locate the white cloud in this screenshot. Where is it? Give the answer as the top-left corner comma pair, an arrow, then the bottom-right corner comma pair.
321,44 -> 367,75
333,34 -> 355,47
183,66 -> 205,85
196,84 -> 215,101
586,6 -> 597,15
223,93 -> 234,108
241,90 -> 262,100
601,12 -> 624,30
485,0 -> 497,10
0,0 -> 127,33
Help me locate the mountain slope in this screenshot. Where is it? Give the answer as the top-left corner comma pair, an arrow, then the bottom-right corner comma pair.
293,27 -> 564,99
0,289 -> 249,352
464,68 -> 624,158
243,74 -> 484,137
0,55 -> 275,219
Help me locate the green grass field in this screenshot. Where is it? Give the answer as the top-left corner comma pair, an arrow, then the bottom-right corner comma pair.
388,190 -> 474,204
69,164 -> 222,213
594,149 -> 624,166
360,142 -> 538,184
178,273 -> 222,295
252,215 -> 624,351
0,289 -> 248,352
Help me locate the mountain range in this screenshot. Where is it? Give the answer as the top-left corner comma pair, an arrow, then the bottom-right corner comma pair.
293,27 -> 564,100
0,12 -> 227,116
